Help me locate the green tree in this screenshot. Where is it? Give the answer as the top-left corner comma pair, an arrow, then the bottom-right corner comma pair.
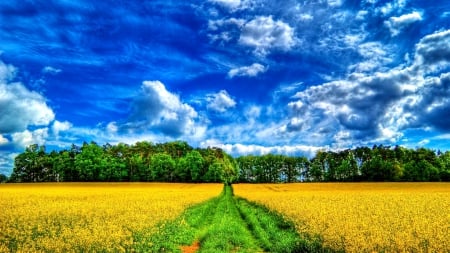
308,150 -> 327,181
219,154 -> 238,185
129,153 -> 145,181
149,153 -> 175,181
185,150 -> 204,182
74,142 -> 106,181
236,155 -> 257,182
55,150 -> 77,181
0,174 -> 8,183
11,144 -> 46,182
175,156 -> 190,182
438,151 -> 450,181
203,161 -> 224,182
102,143 -> 127,181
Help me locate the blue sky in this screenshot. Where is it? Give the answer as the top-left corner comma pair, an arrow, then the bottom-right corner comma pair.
1,0 -> 450,175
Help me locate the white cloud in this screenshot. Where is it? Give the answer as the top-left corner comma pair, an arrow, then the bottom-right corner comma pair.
207,18 -> 245,44
412,29 -> 450,73
42,66 -> 62,75
129,80 -> 199,137
209,0 -> 241,11
12,128 -> 49,148
228,63 -> 266,78
378,0 -> 408,16
288,68 -> 408,144
283,29 -> 450,147
209,0 -> 254,11
327,0 -> 343,7
239,16 -> 295,55
207,90 -> 236,113
0,76 -> 55,134
298,14 -> 313,22
418,139 -> 430,146
0,60 -> 17,82
385,11 -> 422,36
0,135 -> 8,146
244,105 -> 261,122
208,18 -> 245,31
52,120 -> 72,136
349,42 -> 392,72
106,121 -> 119,134
356,10 -> 368,20
200,139 -> 322,158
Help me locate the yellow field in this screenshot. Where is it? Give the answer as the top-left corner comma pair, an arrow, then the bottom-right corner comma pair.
0,183 -> 223,252
234,183 -> 450,253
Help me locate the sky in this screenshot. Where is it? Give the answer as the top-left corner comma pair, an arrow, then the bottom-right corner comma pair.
1,0 -> 450,175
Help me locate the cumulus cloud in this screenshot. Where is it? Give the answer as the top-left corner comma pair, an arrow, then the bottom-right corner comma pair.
284,29 -> 450,146
207,15 -> 296,57
207,90 -> 237,113
413,29 -> 450,73
0,59 -> 60,174
228,63 -> 266,78
289,68 -> 412,143
129,80 -> 199,137
0,70 -> 55,134
385,11 -> 422,36
12,128 -> 49,148
239,16 -> 295,55
408,73 -> 450,131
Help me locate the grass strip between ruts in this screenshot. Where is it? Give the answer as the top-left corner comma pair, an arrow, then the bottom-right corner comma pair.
133,185 -> 335,252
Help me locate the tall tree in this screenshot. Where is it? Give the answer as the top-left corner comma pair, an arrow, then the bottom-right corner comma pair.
11,144 -> 45,182
74,142 -> 105,181
149,153 -> 175,181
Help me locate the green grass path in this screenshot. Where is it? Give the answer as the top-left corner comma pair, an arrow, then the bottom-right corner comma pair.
133,185 -> 332,252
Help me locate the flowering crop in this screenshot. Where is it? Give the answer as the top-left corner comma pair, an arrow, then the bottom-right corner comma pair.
233,183 -> 450,253
0,183 -> 222,252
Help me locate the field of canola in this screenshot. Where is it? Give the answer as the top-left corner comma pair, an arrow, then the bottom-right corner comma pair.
233,183 -> 450,253
1,182 -> 449,252
0,183 -> 223,252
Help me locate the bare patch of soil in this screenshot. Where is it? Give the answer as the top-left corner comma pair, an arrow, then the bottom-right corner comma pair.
180,240 -> 200,253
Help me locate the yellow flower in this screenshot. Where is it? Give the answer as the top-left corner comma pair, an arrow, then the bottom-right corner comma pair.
234,182 -> 450,253
0,183 -> 222,252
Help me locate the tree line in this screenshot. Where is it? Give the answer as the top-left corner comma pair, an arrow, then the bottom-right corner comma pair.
237,145 -> 450,182
8,141 -> 237,184
4,142 -> 450,183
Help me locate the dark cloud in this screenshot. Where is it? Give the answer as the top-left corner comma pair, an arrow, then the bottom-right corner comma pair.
285,28 -> 450,144
414,73 -> 450,130
414,30 -> 450,70
290,71 -> 404,135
